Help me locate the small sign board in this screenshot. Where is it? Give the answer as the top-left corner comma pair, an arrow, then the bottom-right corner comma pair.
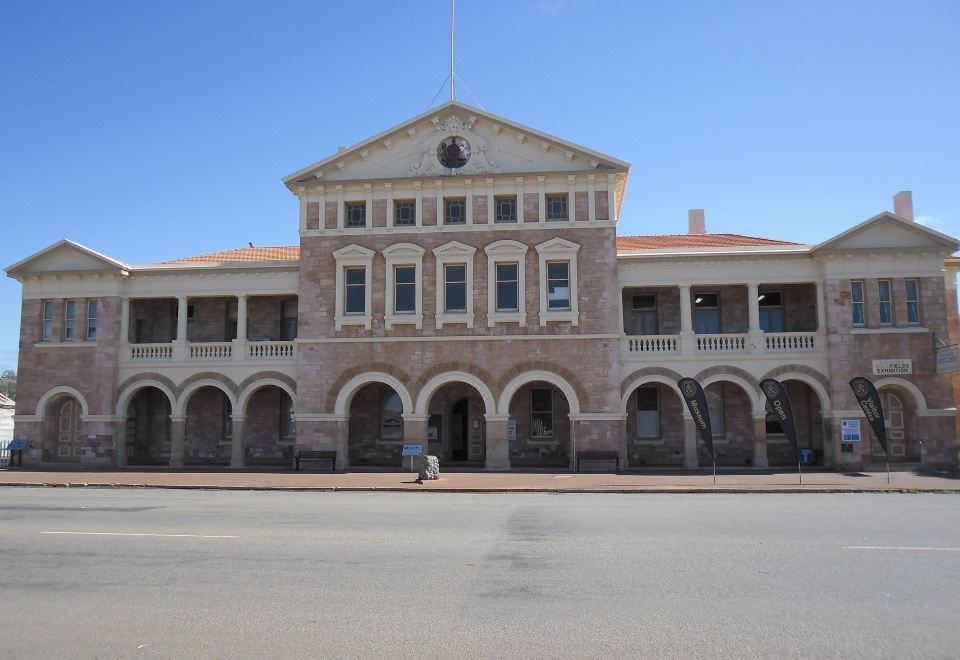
507,419 -> 517,442
6,438 -> 28,451
401,444 -> 424,457
936,346 -> 959,374
872,359 -> 912,376
841,419 -> 861,442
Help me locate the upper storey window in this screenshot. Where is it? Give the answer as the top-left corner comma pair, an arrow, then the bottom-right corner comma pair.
905,279 -> 921,324
546,194 -> 568,221
345,202 -> 366,228
851,280 -> 865,326
694,293 -> 721,334
444,198 -> 466,225
395,200 -> 416,226
495,196 -> 518,223
437,136 -> 471,169
41,301 -> 53,341
878,280 -> 893,325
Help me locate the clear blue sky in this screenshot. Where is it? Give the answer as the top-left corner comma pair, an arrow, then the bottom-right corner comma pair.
1,0 -> 958,372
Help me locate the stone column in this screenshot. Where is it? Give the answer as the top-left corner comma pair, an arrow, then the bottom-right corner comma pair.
683,414 -> 699,468
567,175 -> 577,221
434,180 -> 444,224
607,173 -> 617,221
120,297 -> 130,345
679,285 -> 695,353
485,178 -> 494,224
620,416 -> 630,470
230,416 -> 245,468
515,177 -> 525,223
233,294 -> 248,362
752,412 -> 769,468
537,176 -> 546,223
113,418 -> 127,468
464,179 -> 473,225
484,414 -> 511,471
587,174 -> 596,222
815,281 -> 826,332
169,415 -> 186,468
385,182 -> 394,227
748,283 -> 764,353
174,296 -> 188,360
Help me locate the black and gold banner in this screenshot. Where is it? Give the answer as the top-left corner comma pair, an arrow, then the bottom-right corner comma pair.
849,377 -> 888,455
760,379 -> 799,461
678,377 -> 714,461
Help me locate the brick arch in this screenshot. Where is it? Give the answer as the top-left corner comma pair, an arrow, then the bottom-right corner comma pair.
174,373 -> 240,417
326,362 -> 413,414
34,386 -> 89,419
496,361 -> 588,410
236,372 -> 298,416
412,361 -> 497,397
237,371 -> 297,395
619,367 -> 686,415
115,373 -> 178,418
413,372 -> 497,416
760,365 -> 832,412
695,365 -> 764,415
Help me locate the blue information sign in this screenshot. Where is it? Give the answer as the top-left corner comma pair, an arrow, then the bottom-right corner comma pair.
401,444 -> 424,457
6,438 -> 28,451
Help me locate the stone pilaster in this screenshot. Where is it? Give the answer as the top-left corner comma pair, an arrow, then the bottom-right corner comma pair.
752,413 -> 769,468
484,415 -> 510,471
230,416 -> 245,468
169,415 -> 186,468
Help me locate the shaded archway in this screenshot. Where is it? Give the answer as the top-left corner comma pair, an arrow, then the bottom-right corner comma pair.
347,382 -> 406,467
422,380 -> 489,464
873,384 -> 922,463
241,383 -> 296,466
125,386 -> 173,466
765,379 -> 826,466
504,380 -> 572,468
700,380 -> 757,466
181,384 -> 235,466
42,393 -> 84,462
623,381 -> 685,467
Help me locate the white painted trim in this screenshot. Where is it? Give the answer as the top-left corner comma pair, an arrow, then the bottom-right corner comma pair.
496,370 -> 581,416
332,372 -> 413,417
485,239 -> 528,327
236,379 -> 296,416
383,243 -> 425,330
850,327 -> 929,335
699,374 -> 766,415
432,241 -> 476,329
413,371 -> 496,416
32,341 -> 97,349
296,333 -> 621,344
298,219 -> 618,239
535,237 -> 580,326
333,244 -> 375,331
34,385 -> 90,418
115,380 -> 176,418
874,377 -> 928,411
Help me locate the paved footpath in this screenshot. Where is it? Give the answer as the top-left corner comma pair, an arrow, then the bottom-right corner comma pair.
1,467 -> 959,492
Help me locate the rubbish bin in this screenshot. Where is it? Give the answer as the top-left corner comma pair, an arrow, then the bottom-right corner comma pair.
800,448 -> 814,465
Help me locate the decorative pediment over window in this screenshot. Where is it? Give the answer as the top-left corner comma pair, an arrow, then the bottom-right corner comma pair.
535,237 -> 581,257
432,241 -> 476,260
332,244 -> 375,264
382,243 -> 425,259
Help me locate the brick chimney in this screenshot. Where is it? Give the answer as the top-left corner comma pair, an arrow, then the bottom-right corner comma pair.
688,209 -> 706,234
893,191 -> 914,221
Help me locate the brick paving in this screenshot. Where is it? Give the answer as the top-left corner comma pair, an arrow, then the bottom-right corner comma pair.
1,467 -> 958,493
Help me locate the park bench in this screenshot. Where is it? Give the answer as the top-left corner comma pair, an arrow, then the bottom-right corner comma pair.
294,450 -> 337,472
576,450 -> 620,473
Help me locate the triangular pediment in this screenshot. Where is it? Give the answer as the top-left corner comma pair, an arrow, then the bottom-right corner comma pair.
814,213 -> 959,254
5,239 -> 128,279
433,241 -> 476,258
284,101 -> 629,187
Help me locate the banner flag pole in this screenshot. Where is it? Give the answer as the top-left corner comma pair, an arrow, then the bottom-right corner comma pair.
759,379 -> 802,486
677,378 -> 716,484
848,377 -> 890,486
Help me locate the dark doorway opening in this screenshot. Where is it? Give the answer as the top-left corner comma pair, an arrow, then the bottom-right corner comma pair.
451,398 -> 469,461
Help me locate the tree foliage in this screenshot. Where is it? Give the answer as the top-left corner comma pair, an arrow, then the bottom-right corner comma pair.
0,370 -> 15,400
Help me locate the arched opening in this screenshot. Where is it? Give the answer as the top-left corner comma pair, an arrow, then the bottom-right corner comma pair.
702,382 -> 755,466
183,386 -> 233,466
874,386 -> 921,463
348,382 -> 405,467
624,383 -> 685,467
506,381 -> 571,468
765,380 -> 825,466
126,387 -> 172,466
424,382 -> 487,465
243,385 -> 296,466
43,395 -> 84,462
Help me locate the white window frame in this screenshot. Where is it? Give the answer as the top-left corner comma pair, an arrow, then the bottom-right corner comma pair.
905,278 -> 921,325
485,240 -> 528,327
851,280 -> 865,327
383,243 -> 424,330
535,237 -> 580,326
41,300 -> 53,342
433,241 -> 476,328
85,299 -> 98,341
63,300 -> 76,341
878,279 -> 893,326
333,244 -> 375,330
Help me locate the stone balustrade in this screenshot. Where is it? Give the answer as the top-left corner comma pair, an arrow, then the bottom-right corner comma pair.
696,333 -> 748,353
764,332 -> 818,352
189,342 -> 233,360
129,344 -> 174,361
249,341 -> 295,359
625,335 -> 679,354
622,331 -> 824,359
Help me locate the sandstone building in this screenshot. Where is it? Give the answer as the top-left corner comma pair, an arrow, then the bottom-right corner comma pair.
6,102 -> 959,471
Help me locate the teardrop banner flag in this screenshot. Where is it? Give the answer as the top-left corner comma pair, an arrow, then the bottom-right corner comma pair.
849,377 -> 888,455
759,379 -> 800,462
678,377 -> 714,462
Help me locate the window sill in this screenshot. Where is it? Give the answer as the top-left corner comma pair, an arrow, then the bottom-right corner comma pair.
539,310 -> 579,326
487,311 -> 527,327
850,326 -> 928,335
435,312 -> 474,329
527,437 -> 557,445
335,314 -> 372,331
633,438 -> 664,446
385,313 -> 423,330
34,341 -> 97,348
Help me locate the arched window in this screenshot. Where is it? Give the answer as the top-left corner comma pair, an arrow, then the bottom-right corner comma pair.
381,388 -> 403,440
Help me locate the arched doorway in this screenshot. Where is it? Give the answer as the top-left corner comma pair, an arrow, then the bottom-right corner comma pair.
45,396 -> 83,462
624,383 -> 685,467
126,387 -> 172,465
423,382 -> 487,465
765,380 -> 825,466
242,385 -> 296,466
702,381 -> 755,466
182,385 -> 233,466
876,387 -> 920,462
505,381 -> 571,468
348,383 -> 405,467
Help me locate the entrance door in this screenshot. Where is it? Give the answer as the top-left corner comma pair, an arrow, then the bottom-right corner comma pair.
57,399 -> 83,461
451,399 -> 469,461
879,391 -> 913,460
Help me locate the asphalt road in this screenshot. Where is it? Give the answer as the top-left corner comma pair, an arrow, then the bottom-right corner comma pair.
1,489 -> 959,659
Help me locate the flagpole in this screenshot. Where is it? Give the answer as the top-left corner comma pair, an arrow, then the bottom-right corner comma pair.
712,457 -> 716,485
798,455 -> 802,485
886,457 -> 890,485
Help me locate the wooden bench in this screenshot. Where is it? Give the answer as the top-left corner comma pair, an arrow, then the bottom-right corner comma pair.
576,451 -> 620,473
295,450 -> 337,471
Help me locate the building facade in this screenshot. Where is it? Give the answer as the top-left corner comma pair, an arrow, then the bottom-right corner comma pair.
6,101 -> 959,471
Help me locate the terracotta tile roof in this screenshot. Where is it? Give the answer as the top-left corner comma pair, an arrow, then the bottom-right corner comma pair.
163,246 -> 300,264
616,233 -> 801,251
946,255 -> 960,262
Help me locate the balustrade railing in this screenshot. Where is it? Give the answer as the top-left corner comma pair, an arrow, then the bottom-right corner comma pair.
249,341 -> 295,359
696,333 -> 748,353
188,342 -> 232,360
129,344 -> 173,360
624,335 -> 679,353
764,332 -> 818,352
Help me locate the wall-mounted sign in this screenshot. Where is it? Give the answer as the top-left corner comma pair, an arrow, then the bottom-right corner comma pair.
507,419 -> 517,442
936,346 -> 959,374
841,419 -> 861,442
872,359 -> 912,376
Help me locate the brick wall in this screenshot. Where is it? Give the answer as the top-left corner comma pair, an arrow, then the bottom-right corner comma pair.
508,383 -> 570,468
245,386 -> 294,464
184,386 -> 231,464
621,287 -> 681,335
624,383 -> 685,466
188,297 -> 232,343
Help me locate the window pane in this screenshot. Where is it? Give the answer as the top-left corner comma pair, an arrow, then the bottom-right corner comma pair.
546,194 -> 568,221
879,303 -> 892,324
694,293 -> 719,308
637,411 -> 659,438
444,264 -> 466,312
495,197 -> 517,223
632,294 -> 656,310
444,199 -> 466,224
532,388 -> 552,411
345,267 -> 366,314
851,281 -> 864,303
758,291 -> 782,307
906,279 -> 918,301
531,388 -> 553,438
346,202 -> 366,227
759,309 -> 783,333
853,303 -> 865,326
395,266 -> 415,285
346,268 -> 365,285
547,262 -> 568,281
695,310 -> 721,334
497,263 -> 517,281
636,387 -> 658,411
496,283 -> 518,311
907,302 -> 919,324
878,281 -> 891,302
87,299 -> 98,340
395,200 -> 416,225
